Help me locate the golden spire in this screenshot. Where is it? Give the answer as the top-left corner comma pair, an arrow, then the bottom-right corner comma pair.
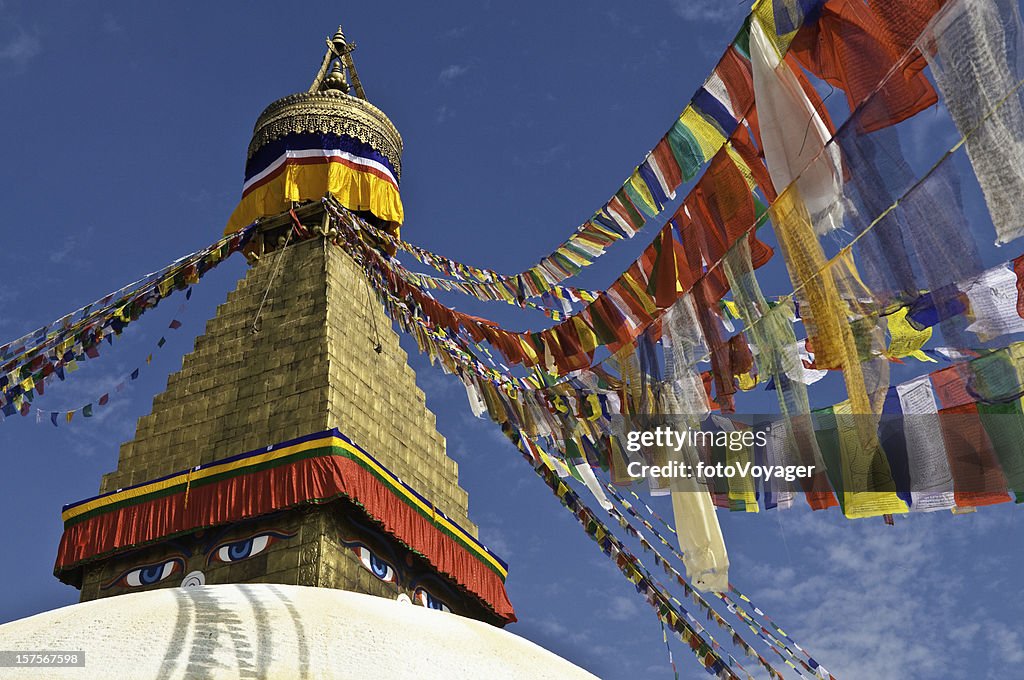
309,25 -> 366,100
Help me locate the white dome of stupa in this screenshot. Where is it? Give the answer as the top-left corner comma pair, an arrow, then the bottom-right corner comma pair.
0,584 -> 598,679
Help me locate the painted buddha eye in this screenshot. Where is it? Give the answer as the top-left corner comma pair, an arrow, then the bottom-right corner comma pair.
414,588 -> 450,612
210,532 -> 291,564
355,545 -> 396,583
105,558 -> 183,589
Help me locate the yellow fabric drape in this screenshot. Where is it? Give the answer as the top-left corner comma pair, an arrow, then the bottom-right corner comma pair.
770,186 -> 906,517
225,162 -> 404,235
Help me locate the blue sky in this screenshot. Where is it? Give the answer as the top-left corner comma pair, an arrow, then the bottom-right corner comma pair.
1,1 -> 1022,678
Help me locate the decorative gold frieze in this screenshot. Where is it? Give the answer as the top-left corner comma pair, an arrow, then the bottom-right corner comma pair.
247,91 -> 403,180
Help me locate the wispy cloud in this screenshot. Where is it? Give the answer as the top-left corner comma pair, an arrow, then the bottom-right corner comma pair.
101,13 -> 122,35
435,104 -> 454,123
667,0 -> 744,24
0,27 -> 40,71
27,359 -> 141,455
534,615 -> 592,645
477,524 -> 513,559
537,143 -> 566,165
438,64 -> 469,85
49,238 -> 77,264
511,142 -> 567,169
605,594 -> 642,622
48,226 -> 93,266
440,26 -> 469,40
415,367 -> 460,398
734,508 -> 1017,679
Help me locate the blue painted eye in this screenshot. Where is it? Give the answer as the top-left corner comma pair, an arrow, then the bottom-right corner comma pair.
207,530 -> 295,565
355,546 -> 396,583
414,588 -> 450,612
213,535 -> 272,563
105,558 -> 183,589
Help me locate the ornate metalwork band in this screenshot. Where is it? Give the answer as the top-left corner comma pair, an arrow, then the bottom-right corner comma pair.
249,91 -> 403,179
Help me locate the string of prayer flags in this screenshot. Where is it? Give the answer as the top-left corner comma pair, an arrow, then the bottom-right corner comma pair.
354,183 -> 1024,512
33,306 -> 191,427
498,426 -> 744,679
0,225 -> 250,416
319,2 -> 826,304
336,260 -> 788,673
612,484 -> 830,676
606,483 -> 825,677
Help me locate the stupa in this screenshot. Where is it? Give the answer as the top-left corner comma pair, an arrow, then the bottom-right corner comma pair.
0,24 -> 597,679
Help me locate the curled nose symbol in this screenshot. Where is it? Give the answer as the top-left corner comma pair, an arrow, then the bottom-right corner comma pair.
181,570 -> 206,588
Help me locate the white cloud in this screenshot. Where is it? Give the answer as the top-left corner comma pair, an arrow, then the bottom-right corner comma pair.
667,0 -> 744,24
435,104 -> 454,123
0,28 -> 40,69
438,64 -> 469,84
101,13 -> 122,35
49,237 -> 77,264
477,525 -> 513,559
730,508 -> 1017,679
989,625 -> 1024,665
415,366 -> 460,398
440,26 -> 469,40
605,594 -> 642,622
534,615 -> 592,645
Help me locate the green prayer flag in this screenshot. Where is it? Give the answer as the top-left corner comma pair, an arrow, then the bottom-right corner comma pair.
812,407 -> 845,514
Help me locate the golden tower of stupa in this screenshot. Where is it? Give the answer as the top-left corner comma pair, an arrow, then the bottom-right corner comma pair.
51,26 -> 515,627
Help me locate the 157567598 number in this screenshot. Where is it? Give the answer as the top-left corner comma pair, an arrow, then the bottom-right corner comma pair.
0,651 -> 85,667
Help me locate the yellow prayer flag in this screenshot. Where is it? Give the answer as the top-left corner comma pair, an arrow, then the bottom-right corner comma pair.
727,445 -> 759,513
886,307 -> 936,362
618,272 -> 658,317
833,400 -> 909,518
518,337 -> 539,366
725,143 -> 758,191
572,316 -> 600,353
627,169 -> 658,215
751,0 -> 801,54
679,106 -> 727,161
